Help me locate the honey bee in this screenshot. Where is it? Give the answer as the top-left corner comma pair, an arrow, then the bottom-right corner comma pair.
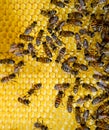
14,60 -> 24,73
51,33 -> 63,46
49,15 -> 59,25
60,31 -> 74,37
36,30 -> 44,46
18,97 -> 30,106
92,92 -> 108,105
54,83 -> 70,91
0,58 -> 15,64
24,21 -> 37,35
28,43 -> 35,53
55,47 -> 66,63
96,81 -> 107,90
26,83 -> 42,97
55,91 -> 65,108
77,94 -> 91,105
46,36 -> 57,51
36,57 -> 52,63
1,73 -> 16,83
83,39 -> 89,49
19,34 -> 34,41
55,21 -> 65,32
40,9 -> 57,17
51,0 -> 66,8
68,12 -> 83,19
67,19 -> 82,26
34,121 -> 48,130
67,95 -> 74,113
82,83 -> 97,92
9,43 -> 24,53
96,120 -> 109,130
104,63 -> 109,74
103,4 -> 109,11
42,42 -> 52,58
81,110 -> 89,125
79,28 -> 87,35
73,77 -> 81,94
75,106 -> 81,124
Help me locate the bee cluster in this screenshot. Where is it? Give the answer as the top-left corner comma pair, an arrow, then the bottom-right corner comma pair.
0,0 -> 109,129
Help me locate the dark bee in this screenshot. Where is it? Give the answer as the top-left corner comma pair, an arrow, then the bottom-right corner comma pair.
75,106 -> 81,124
42,42 -> 52,58
18,97 -> 30,106
55,47 -> 66,63
47,23 -> 54,34
68,12 -> 83,19
81,110 -> 89,125
51,33 -> 63,46
24,21 -> 37,35
51,0 -> 65,8
40,9 -> 57,17
49,15 -> 59,25
83,39 -> 88,49
54,83 -> 70,91
96,81 -> 107,90
36,30 -> 44,46
28,43 -> 36,58
103,4 -> 109,11
27,83 -> 42,97
67,95 -> 73,113
9,43 -> 24,53
79,28 -> 87,35
104,63 -> 109,74
14,60 -> 24,73
73,77 -> 81,94
82,83 -> 97,92
67,19 -> 82,26
0,58 -> 15,64
34,121 -> 48,130
60,31 -> 74,37
75,33 -> 82,50
1,73 -> 16,83
55,21 -> 65,32
77,94 -> 91,105
19,34 -> 34,41
36,57 -> 52,63
92,93 -> 108,105
55,91 -> 64,108
46,36 -> 57,51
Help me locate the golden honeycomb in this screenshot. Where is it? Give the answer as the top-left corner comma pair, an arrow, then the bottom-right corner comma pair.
0,0 -> 109,130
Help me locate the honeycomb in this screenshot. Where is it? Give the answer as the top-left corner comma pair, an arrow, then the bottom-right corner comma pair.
0,0 -> 109,130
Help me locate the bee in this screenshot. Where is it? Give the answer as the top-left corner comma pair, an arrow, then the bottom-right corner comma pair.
97,100 -> 109,114
68,12 -> 83,19
83,39 -> 88,49
0,58 -> 15,64
36,30 -> 44,46
73,77 -> 81,94
75,33 -> 82,50
18,97 -> 30,106
9,43 -> 24,53
81,110 -> 89,125
79,28 -> 88,35
14,60 -> 24,73
55,21 -> 65,32
26,83 -> 42,97
75,106 -> 81,124
67,95 -> 74,113
55,91 -> 65,108
24,21 -> 37,35
55,47 -> 66,63
42,42 -> 52,58
96,81 -> 107,90
104,63 -> 109,74
1,73 -> 16,83
34,121 -> 48,130
40,9 -> 57,17
82,83 -> 97,92
54,83 -> 70,91
51,0 -> 66,8
77,94 -> 91,105
46,36 -> 57,51
78,0 -> 86,7
47,23 -> 55,34
92,93 -> 108,105
49,15 -> 59,25
67,19 -> 82,26
60,31 -> 74,37
28,43 -> 35,53
103,4 -> 109,11
96,120 -> 109,130
36,57 -> 52,63
19,34 -> 34,41
51,33 -> 63,46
